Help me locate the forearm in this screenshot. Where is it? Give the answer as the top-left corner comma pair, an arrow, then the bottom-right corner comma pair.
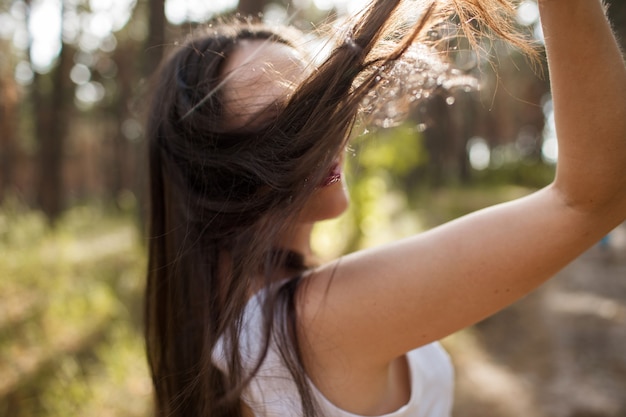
539,0 -> 626,214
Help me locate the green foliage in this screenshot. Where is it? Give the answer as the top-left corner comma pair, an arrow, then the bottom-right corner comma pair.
0,202 -> 150,417
354,124 -> 428,176
471,161 -> 555,189
414,184 -> 533,227
313,124 -> 429,256
312,124 -> 540,258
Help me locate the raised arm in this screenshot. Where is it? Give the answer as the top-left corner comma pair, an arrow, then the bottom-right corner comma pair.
297,0 -> 626,410
541,0 -> 626,214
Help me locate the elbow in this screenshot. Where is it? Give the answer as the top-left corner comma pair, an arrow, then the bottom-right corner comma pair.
550,177 -> 626,221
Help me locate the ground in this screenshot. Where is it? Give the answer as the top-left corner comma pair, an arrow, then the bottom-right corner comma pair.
447,223 -> 626,417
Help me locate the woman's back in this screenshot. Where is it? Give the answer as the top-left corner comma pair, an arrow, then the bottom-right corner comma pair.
212,283 -> 454,417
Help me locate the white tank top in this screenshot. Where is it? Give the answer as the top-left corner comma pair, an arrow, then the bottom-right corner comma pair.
213,287 -> 454,417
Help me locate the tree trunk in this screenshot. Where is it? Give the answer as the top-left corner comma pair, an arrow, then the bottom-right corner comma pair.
133,0 -> 167,227
103,42 -> 136,201
143,0 -> 166,79
0,73 -> 19,203
34,42 -> 73,224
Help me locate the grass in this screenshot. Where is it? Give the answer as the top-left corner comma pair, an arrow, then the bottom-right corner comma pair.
0,200 -> 151,417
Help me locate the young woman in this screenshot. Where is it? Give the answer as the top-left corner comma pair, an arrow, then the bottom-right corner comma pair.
144,0 -> 626,416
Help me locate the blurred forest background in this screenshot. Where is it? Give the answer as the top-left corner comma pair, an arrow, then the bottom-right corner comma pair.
1,0 -> 625,416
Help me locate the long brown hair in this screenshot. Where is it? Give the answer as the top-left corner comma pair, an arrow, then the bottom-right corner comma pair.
145,1 -> 532,416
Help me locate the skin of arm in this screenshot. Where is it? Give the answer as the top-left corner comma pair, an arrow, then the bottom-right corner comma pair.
541,0 -> 626,212
296,0 -> 626,413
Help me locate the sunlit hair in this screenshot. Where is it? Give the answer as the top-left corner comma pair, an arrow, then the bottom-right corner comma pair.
144,1 -> 533,416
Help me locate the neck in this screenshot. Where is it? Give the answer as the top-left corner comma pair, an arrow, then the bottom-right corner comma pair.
279,222 -> 314,261
249,223 -> 313,294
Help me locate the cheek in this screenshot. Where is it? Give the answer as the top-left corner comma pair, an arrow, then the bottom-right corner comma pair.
300,181 -> 349,222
